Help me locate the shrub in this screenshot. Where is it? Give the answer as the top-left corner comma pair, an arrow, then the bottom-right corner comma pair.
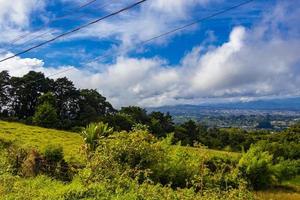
84,130 -> 163,183
44,145 -> 64,163
272,159 -> 300,183
81,122 -> 114,154
238,144 -> 275,189
7,146 -> 28,175
21,149 -> 43,177
43,145 -> 72,181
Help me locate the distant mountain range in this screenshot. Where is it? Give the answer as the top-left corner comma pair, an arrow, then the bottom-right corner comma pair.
147,97 -> 300,115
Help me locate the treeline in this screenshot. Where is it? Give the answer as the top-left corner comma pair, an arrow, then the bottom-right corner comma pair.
1,70 -> 300,155
0,70 -> 115,129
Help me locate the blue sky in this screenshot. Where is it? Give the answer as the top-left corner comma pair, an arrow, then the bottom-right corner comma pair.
20,0 -> 267,66
0,0 -> 299,107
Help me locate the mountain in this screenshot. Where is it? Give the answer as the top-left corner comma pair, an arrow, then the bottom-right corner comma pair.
147,97 -> 300,115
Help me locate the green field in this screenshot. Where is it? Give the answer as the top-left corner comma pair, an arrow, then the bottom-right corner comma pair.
0,121 -> 299,200
0,121 -> 239,163
0,121 -> 84,163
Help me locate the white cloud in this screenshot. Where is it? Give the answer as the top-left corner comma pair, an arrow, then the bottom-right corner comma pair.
0,0 -> 45,43
1,1 -> 300,108
70,0 -> 218,48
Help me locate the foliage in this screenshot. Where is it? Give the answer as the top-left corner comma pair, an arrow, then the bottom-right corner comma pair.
0,71 -> 114,129
44,145 -> 64,163
238,144 -> 275,189
0,174 -> 255,200
104,113 -> 135,131
0,120 -> 299,199
33,103 -> 59,128
81,122 -> 114,153
4,145 -> 72,181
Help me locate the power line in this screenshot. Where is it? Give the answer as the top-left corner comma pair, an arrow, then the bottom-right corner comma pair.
0,0 -> 147,63
15,0 -> 118,49
1,0 -> 254,87
91,0 -> 255,62
8,0 -> 100,45
140,0 -> 255,45
0,0 -> 101,56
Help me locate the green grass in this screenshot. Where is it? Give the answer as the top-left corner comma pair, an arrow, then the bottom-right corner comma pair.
0,121 -> 240,164
0,121 -> 84,163
0,121 -> 299,200
283,176 -> 300,187
182,146 -> 240,159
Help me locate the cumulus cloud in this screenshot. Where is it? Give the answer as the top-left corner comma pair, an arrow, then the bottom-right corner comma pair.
0,0 -> 45,43
1,1 -> 300,108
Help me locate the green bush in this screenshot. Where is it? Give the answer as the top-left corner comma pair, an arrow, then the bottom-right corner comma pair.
44,145 -> 64,163
272,159 -> 300,183
5,145 -> 71,181
238,144 -> 275,189
84,130 -> 163,183
0,173 -> 254,200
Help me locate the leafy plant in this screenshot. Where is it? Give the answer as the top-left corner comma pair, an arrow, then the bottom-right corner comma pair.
238,144 -> 275,189
81,122 -> 113,153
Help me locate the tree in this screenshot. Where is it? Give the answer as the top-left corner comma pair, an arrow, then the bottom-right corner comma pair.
8,71 -> 52,119
38,92 -> 56,107
33,103 -> 58,128
120,106 -> 149,124
53,77 -> 80,128
174,126 -> 190,145
148,111 -> 174,137
77,89 -> 115,126
104,113 -> 134,131
256,119 -> 273,129
0,71 -> 10,116
181,120 -> 198,143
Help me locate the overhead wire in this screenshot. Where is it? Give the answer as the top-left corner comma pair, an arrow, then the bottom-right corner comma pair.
16,0 -> 119,49
0,0 -> 148,63
91,0 -> 255,63
8,0 -> 100,45
1,0 -> 255,87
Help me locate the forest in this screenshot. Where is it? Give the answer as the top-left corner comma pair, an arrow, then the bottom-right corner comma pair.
0,70 -> 299,199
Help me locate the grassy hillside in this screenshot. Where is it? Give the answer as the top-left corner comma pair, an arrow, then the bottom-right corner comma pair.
0,121 -> 239,164
0,121 -> 299,200
0,121 -> 84,163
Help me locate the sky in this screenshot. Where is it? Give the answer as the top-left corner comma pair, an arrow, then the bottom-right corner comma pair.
0,0 -> 299,108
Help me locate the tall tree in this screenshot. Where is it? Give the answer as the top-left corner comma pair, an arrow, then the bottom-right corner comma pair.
0,71 -> 10,116
77,89 -> 115,125
149,111 -> 174,137
120,106 -> 149,125
8,71 -> 51,118
53,77 -> 79,128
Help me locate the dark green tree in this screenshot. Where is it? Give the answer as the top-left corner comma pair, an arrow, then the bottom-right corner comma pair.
148,112 -> 174,137
38,92 -> 56,107
53,77 -> 80,128
0,71 -> 10,116
181,120 -> 199,144
104,113 -> 135,131
33,102 -> 59,128
120,106 -> 149,124
77,89 -> 115,126
8,71 -> 52,119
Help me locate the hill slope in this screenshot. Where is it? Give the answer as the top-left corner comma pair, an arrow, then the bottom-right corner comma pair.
0,121 -> 84,163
